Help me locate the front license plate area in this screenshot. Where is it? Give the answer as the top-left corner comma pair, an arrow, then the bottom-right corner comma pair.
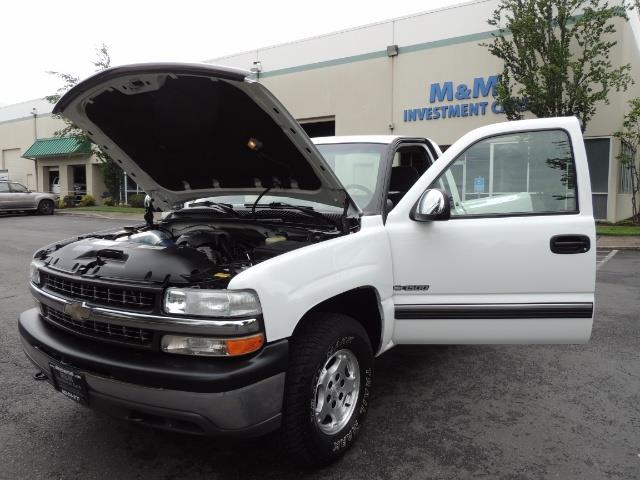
49,362 -> 89,405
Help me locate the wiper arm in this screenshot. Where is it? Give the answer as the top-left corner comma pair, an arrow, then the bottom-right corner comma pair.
186,200 -> 243,218
249,202 -> 340,229
266,201 -> 315,211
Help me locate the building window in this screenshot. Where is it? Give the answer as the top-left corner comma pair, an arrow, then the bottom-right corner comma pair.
618,141 -> 636,194
584,138 -> 611,220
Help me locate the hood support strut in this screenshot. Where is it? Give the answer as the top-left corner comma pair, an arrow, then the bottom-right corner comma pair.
341,191 -> 350,235
144,196 -> 154,226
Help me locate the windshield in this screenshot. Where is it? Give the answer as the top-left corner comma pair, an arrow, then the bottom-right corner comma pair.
315,143 -> 387,211
182,143 -> 388,212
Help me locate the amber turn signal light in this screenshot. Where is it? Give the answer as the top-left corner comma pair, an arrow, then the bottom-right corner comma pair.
226,333 -> 265,356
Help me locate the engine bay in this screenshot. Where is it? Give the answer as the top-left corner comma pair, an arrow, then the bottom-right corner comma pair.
37,218 -> 343,289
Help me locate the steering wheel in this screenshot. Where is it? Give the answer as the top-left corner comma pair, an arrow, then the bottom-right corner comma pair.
344,183 -> 373,196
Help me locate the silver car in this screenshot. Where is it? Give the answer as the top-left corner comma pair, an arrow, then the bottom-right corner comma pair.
0,181 -> 56,215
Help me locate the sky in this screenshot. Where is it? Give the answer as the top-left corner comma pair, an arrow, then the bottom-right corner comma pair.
0,0 -> 472,106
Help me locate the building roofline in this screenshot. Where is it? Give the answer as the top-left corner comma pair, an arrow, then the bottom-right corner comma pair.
206,0 -> 494,62
0,97 -> 54,123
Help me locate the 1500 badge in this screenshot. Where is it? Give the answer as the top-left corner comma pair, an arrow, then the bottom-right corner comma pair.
393,285 -> 430,292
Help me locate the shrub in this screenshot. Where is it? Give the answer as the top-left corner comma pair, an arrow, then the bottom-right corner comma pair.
128,193 -> 146,208
78,194 -> 95,207
103,197 -> 115,207
57,198 -> 67,209
62,195 -> 75,208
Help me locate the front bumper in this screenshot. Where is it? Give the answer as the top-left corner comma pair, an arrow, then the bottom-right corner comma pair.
19,308 -> 288,437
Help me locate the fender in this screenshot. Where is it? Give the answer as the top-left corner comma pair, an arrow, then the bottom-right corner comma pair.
228,215 -> 395,349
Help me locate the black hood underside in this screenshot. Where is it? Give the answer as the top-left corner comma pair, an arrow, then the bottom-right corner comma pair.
85,75 -> 321,192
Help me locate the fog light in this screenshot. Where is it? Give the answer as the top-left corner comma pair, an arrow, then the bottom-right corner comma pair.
161,333 -> 264,357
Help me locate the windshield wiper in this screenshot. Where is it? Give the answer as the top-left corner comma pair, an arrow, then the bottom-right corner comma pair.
186,200 -> 243,218
249,202 -> 340,229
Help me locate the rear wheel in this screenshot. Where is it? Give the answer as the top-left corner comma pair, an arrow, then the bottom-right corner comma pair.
37,199 -> 54,215
281,312 -> 373,467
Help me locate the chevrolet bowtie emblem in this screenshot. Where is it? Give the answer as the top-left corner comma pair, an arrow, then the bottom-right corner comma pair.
64,302 -> 91,322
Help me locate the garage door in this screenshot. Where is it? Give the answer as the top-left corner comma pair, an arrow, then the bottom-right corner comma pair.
2,148 -> 29,185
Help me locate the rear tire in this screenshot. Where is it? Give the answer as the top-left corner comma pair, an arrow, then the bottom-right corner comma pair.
281,312 -> 373,468
37,200 -> 54,215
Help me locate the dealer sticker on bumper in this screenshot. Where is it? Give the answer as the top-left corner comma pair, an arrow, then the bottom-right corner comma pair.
49,363 -> 89,405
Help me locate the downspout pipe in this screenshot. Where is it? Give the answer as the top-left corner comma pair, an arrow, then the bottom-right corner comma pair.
30,108 -> 39,191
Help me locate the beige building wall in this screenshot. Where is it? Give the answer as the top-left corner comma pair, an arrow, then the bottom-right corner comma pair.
216,7 -> 640,222
0,107 -> 109,202
262,57 -> 392,135
611,13 -> 640,221
392,41 -> 505,144
0,114 -> 62,187
258,16 -> 636,143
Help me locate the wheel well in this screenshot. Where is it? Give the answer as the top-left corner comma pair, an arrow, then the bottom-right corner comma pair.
304,287 -> 383,353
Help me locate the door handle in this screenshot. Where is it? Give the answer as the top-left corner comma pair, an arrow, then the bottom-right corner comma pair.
550,234 -> 590,254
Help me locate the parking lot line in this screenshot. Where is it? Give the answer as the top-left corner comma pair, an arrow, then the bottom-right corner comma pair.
597,249 -> 618,269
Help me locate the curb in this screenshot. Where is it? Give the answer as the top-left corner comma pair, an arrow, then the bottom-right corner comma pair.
595,245 -> 640,251
596,234 -> 640,251
55,210 -> 142,222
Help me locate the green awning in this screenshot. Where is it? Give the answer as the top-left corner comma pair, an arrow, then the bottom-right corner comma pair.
23,137 -> 91,159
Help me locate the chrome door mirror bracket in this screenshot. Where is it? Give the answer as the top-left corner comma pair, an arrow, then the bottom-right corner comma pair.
410,188 -> 451,222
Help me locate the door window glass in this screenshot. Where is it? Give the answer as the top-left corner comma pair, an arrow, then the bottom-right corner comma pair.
10,182 -> 28,193
433,130 -> 577,216
0,183 -> 9,193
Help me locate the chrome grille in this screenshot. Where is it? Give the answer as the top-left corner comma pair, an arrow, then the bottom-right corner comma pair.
42,305 -> 153,346
43,273 -> 155,310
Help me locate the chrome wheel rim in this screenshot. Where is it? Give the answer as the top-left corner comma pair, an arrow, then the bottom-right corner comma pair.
314,348 -> 360,435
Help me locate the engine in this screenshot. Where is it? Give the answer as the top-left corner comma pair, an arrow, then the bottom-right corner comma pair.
38,222 -> 322,289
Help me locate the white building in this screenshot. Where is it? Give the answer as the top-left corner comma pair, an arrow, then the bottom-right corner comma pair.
1,0 -> 638,219
207,0 -> 640,222
0,98 -> 108,200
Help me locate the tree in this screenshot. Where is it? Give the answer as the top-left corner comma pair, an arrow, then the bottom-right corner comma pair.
485,0 -> 634,132
46,44 -> 124,202
614,98 -> 640,223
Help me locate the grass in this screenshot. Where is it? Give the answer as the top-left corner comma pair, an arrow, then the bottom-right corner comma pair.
596,224 -> 640,236
69,206 -> 145,214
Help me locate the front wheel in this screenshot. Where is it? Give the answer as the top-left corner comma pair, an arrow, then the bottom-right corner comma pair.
37,199 -> 54,215
281,312 -> 374,467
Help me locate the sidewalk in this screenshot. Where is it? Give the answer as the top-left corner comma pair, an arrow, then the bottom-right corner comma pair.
55,209 -> 144,222
596,235 -> 640,250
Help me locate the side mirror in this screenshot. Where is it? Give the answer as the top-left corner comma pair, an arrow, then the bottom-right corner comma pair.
410,188 -> 451,222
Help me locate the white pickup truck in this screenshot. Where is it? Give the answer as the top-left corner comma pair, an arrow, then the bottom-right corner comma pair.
19,63 -> 595,467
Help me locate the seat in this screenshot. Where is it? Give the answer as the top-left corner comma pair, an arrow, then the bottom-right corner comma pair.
388,166 -> 420,206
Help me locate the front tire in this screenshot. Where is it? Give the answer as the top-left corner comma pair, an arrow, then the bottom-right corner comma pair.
37,200 -> 54,215
281,313 -> 373,467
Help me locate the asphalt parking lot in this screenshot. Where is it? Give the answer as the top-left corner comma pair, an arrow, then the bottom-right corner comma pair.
0,213 -> 638,480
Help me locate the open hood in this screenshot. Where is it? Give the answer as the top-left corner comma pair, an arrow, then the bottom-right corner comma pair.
54,63 -> 356,212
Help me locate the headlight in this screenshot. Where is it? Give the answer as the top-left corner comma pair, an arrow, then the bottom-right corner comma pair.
161,333 -> 264,357
163,288 -> 261,317
30,259 -> 44,285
